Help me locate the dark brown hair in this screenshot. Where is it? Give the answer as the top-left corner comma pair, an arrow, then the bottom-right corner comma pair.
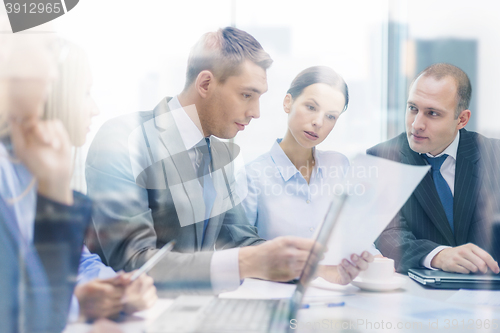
287,66 -> 349,112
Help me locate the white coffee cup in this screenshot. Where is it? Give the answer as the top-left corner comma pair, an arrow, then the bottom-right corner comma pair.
357,257 -> 395,282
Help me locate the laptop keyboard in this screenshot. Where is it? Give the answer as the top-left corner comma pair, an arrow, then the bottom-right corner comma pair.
199,298 -> 282,332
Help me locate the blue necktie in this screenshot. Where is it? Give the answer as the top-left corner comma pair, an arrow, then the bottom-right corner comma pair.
423,154 -> 454,233
196,138 -> 215,245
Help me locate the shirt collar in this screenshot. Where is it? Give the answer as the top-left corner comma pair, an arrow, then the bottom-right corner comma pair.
425,131 -> 460,160
168,95 -> 205,150
270,139 -> 321,181
270,139 -> 299,181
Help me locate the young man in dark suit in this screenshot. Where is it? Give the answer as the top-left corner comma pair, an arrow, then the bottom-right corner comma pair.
368,63 -> 500,274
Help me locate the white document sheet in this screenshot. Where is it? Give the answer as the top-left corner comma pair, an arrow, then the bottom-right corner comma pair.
219,278 -> 354,301
447,289 -> 500,307
347,293 -> 478,322
219,278 -> 297,299
321,154 -> 430,265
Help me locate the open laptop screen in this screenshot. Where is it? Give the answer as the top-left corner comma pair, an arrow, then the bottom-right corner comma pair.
288,193 -> 348,318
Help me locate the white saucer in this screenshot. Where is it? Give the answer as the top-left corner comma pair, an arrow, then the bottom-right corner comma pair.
351,276 -> 406,291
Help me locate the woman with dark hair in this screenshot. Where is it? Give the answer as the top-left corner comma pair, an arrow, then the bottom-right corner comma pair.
238,66 -> 379,284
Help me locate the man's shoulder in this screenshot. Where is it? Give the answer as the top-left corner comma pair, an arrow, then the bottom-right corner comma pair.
367,132 -> 407,160
90,111 -> 154,148
462,129 -> 500,151
460,130 -> 500,175
98,111 -> 154,138
86,111 -> 155,169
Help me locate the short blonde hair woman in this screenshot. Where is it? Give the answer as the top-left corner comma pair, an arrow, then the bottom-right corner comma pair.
44,42 -> 99,192
43,40 -> 158,321
45,42 -> 98,147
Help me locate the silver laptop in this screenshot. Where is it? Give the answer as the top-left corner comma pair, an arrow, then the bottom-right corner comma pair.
408,268 -> 500,290
147,193 -> 347,333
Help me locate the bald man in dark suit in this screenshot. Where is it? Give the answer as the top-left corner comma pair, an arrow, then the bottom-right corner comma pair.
368,63 -> 500,274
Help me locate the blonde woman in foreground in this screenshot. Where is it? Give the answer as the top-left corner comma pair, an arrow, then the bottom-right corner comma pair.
43,40 -> 158,321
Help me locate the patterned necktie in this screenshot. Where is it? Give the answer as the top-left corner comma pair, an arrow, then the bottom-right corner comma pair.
196,138 -> 215,244
423,154 -> 454,233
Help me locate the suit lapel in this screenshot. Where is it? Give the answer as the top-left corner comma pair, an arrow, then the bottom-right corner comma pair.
453,129 -> 480,245
401,139 -> 456,246
153,98 -> 204,250
151,100 -> 238,251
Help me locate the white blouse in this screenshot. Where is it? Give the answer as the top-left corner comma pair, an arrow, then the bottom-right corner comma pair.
236,139 -> 381,256
237,139 -> 349,239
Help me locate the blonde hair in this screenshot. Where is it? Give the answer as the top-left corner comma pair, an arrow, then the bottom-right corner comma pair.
45,40 -> 90,146
184,27 -> 272,89
0,12 -> 11,136
0,109 -> 7,137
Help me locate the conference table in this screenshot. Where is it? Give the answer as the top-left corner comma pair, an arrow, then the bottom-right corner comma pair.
64,274 -> 500,333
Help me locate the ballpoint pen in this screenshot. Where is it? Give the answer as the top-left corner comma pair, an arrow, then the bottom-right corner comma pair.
301,301 -> 345,309
130,239 -> 176,281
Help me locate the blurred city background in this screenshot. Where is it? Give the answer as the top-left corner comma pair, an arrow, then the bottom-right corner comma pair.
48,0 -> 500,191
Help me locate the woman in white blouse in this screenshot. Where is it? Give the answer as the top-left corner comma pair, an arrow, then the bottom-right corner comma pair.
238,66 -> 379,284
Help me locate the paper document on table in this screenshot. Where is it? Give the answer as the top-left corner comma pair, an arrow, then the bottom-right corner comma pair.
447,289 -> 500,306
219,278 -> 297,299
321,154 -> 430,265
348,293 -> 477,322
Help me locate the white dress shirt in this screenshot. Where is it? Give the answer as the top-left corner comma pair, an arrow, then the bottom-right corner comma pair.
237,139 -> 380,255
422,131 -> 460,269
168,96 -> 240,294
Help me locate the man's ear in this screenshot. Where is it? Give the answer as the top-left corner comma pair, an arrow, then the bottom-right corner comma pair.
283,94 -> 293,114
457,109 -> 471,129
195,70 -> 214,99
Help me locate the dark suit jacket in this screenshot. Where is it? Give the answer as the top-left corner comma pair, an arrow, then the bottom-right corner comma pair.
85,97 -> 264,292
0,192 -> 91,333
367,129 -> 500,272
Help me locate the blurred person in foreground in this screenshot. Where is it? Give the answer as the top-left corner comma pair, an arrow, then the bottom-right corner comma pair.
0,14 -> 153,331
44,40 -> 157,321
368,63 -> 500,275
0,19 -> 88,332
